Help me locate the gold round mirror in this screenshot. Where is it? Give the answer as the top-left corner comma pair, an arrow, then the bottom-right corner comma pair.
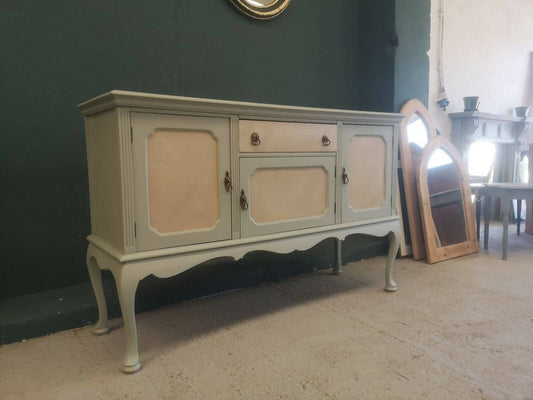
229,0 -> 292,20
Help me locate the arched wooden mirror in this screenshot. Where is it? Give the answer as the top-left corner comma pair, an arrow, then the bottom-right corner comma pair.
416,136 -> 478,264
399,99 -> 437,260
229,0 -> 291,19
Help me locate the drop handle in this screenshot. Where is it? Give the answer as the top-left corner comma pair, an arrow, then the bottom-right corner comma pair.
250,132 -> 261,146
240,190 -> 249,210
342,167 -> 349,184
322,135 -> 331,146
224,171 -> 233,192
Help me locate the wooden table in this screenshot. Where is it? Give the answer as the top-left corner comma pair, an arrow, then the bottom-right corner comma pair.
483,183 -> 533,260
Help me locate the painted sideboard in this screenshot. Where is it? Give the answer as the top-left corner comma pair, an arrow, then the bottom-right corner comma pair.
79,91 -> 403,373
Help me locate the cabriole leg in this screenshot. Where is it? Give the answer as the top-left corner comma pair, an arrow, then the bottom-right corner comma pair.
87,246 -> 109,336
114,270 -> 142,373
332,238 -> 342,275
385,230 -> 399,292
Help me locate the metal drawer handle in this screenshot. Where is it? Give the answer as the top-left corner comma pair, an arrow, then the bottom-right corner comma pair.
224,171 -> 233,192
240,190 -> 249,210
342,167 -> 349,184
251,132 -> 261,146
322,135 -> 331,146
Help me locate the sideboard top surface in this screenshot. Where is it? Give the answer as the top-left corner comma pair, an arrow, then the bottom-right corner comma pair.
78,90 -> 404,125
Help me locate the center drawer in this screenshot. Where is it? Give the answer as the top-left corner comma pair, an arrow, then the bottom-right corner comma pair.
239,120 -> 337,152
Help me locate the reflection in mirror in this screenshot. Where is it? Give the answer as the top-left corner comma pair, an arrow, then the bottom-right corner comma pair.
398,99 -> 437,260
426,148 -> 467,246
406,113 -> 429,151
468,141 -> 495,178
246,0 -> 275,6
417,136 -> 478,264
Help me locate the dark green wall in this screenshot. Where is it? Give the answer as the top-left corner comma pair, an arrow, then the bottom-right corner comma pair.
0,0 -> 360,300
358,0 -> 431,112
0,0 -> 430,302
358,0 -> 396,112
394,0 -> 431,111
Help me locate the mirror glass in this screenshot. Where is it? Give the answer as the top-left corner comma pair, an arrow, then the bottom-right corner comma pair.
406,113 -> 429,152
426,148 -> 467,246
246,0 -> 275,6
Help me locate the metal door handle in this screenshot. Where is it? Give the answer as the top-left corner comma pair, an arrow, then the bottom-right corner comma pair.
342,167 -> 349,184
251,132 -> 261,146
224,171 -> 233,192
240,190 -> 249,210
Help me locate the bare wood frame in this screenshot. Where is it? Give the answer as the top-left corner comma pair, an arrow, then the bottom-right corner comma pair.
398,99 -> 437,260
416,136 -> 478,264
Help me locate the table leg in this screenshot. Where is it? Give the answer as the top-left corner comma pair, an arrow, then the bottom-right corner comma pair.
475,194 -> 482,240
517,199 -> 522,235
502,198 -> 510,261
484,194 -> 491,250
384,229 -> 399,292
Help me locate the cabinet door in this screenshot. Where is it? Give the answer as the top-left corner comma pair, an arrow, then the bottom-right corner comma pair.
131,113 -> 232,251
240,156 -> 336,237
340,125 -> 393,222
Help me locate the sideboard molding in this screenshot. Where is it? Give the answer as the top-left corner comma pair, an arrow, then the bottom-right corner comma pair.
117,108 -> 136,253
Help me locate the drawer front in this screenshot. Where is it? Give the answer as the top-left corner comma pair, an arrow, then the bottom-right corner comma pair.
239,120 -> 337,152
240,156 -> 336,237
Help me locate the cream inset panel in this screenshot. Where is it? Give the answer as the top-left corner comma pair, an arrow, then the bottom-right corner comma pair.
348,136 -> 386,210
239,120 -> 337,152
147,130 -> 219,233
240,156 -> 336,238
250,167 -> 327,223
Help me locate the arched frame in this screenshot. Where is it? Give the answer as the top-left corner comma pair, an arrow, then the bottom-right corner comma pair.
416,135 -> 478,264
399,99 -> 437,260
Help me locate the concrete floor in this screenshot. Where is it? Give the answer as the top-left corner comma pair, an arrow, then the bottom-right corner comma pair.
1,226 -> 533,399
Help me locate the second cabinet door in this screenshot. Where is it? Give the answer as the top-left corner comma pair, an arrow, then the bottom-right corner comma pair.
240,156 -> 336,237
340,125 -> 393,222
131,113 -> 232,251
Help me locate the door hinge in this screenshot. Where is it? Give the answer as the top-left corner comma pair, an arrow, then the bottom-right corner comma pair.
130,127 -> 133,143
334,166 -> 337,177
134,222 -> 136,237
334,203 -> 336,213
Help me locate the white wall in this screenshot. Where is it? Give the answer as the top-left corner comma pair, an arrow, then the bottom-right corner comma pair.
428,0 -> 533,137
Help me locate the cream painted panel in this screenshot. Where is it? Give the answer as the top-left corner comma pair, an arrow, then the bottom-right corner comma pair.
239,120 -> 337,152
240,156 -> 336,237
348,136 -> 386,210
341,125 -> 393,223
250,167 -> 327,223
132,113 -> 231,251
147,130 -> 219,233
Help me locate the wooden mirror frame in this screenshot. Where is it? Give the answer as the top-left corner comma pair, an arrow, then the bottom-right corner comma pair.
229,0 -> 292,20
416,136 -> 478,264
399,99 -> 437,260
